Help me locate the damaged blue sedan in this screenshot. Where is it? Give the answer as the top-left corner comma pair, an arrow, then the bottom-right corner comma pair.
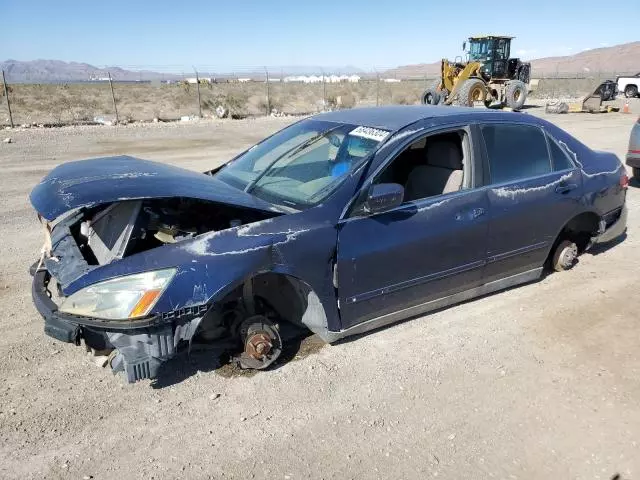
30,106 -> 628,382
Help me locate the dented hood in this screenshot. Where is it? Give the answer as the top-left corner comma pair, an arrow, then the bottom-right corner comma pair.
31,155 -> 282,221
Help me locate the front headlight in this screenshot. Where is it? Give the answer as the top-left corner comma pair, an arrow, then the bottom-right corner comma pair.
59,268 -> 176,320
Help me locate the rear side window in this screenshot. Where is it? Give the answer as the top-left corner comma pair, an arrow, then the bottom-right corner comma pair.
482,124 -> 551,184
548,136 -> 575,171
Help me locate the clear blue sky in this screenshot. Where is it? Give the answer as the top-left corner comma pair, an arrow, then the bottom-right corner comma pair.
3,0 -> 638,72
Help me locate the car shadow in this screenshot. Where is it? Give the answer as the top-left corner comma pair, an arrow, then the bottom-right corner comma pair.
150,331 -> 321,389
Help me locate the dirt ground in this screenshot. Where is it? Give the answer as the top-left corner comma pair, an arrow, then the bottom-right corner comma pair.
0,101 -> 639,480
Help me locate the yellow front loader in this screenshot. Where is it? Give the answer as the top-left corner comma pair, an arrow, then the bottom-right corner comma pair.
421,35 -> 531,111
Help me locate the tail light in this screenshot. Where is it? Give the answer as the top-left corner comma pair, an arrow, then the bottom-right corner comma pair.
620,173 -> 629,189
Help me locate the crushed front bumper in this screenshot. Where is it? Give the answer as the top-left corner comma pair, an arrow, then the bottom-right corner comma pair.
31,268 -> 205,383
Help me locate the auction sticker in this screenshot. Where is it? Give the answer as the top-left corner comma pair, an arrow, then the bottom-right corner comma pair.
350,126 -> 390,142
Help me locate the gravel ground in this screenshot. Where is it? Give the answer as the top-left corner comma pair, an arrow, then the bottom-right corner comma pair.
0,101 -> 639,480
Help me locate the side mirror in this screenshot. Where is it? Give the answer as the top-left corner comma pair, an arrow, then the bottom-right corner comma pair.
462,41 -> 466,51
364,183 -> 404,214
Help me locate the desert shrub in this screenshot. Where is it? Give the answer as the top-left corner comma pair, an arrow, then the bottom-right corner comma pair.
256,95 -> 283,114
392,92 -> 416,105
326,91 -> 356,109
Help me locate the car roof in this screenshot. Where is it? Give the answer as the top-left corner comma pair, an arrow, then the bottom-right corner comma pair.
313,105 -> 529,131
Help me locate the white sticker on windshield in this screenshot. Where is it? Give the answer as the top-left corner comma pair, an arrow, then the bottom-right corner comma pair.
350,126 -> 390,142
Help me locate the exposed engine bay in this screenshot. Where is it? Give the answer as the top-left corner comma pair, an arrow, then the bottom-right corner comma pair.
37,198 -> 292,382
70,198 -> 278,266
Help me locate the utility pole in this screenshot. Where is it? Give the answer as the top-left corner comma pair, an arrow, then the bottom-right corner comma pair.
264,67 -> 271,115
194,67 -> 202,118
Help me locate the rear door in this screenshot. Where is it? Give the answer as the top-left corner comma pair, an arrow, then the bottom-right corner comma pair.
480,123 -> 583,282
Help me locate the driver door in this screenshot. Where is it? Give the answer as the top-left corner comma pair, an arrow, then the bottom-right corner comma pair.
336,127 -> 489,329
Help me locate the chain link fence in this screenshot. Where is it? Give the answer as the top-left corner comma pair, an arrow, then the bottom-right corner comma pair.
0,65 -> 635,127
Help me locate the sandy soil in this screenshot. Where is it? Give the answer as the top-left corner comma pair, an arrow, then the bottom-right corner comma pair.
0,102 -> 639,480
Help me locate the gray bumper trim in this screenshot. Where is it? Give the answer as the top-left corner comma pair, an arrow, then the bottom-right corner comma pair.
595,204 -> 627,244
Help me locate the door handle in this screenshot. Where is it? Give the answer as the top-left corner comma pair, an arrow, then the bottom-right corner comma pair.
455,207 -> 485,221
472,207 -> 486,218
555,183 -> 578,194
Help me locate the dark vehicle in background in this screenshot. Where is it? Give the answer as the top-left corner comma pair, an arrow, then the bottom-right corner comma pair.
628,116 -> 640,178
29,106 -> 628,383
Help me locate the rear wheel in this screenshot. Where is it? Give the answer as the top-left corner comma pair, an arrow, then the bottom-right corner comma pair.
505,80 -> 527,110
625,85 -> 639,98
633,167 -> 640,179
456,78 -> 487,107
552,239 -> 578,272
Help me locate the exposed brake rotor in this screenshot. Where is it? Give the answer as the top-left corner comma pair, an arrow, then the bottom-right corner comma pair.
235,315 -> 282,370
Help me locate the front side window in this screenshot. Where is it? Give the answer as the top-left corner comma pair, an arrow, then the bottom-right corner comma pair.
375,130 -> 466,203
214,119 -> 386,208
482,124 -> 551,184
469,39 -> 489,61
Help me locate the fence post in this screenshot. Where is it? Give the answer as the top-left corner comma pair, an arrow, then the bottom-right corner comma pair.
264,67 -> 271,115
2,70 -> 14,128
107,72 -> 119,124
321,69 -> 326,111
194,67 -> 202,118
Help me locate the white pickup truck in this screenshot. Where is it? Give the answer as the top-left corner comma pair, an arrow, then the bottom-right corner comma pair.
617,73 -> 640,98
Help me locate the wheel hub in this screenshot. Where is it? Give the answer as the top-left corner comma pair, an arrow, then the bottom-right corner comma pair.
559,244 -> 578,268
235,316 -> 282,370
246,332 -> 273,359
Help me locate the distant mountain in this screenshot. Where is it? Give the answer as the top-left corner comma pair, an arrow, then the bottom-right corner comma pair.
0,59 -> 180,82
0,59 -> 365,83
530,42 -> 640,75
383,41 -> 640,78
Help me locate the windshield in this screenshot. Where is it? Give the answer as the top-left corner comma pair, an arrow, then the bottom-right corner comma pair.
469,39 -> 489,61
214,119 -> 388,208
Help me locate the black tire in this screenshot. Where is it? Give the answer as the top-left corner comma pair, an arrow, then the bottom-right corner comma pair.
517,65 -> 530,85
505,80 -> 527,110
421,88 -> 441,105
633,167 -> 640,179
625,85 -> 639,98
456,78 -> 486,107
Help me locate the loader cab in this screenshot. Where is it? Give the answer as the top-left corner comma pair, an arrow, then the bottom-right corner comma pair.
466,36 -> 512,79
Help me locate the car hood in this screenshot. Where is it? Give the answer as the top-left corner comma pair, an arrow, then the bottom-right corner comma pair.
30,155 -> 283,221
